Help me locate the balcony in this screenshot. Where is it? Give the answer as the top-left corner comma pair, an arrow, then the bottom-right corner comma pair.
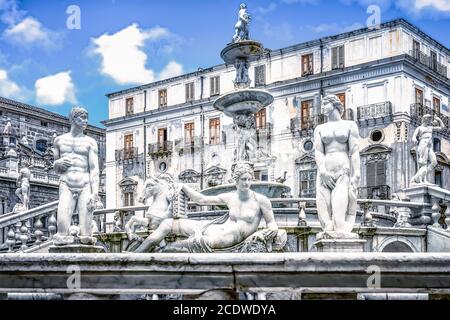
148,141 -> 172,159
174,137 -> 202,155
357,101 -> 393,124
358,185 -> 391,200
410,103 -> 450,132
342,109 -> 355,121
115,147 -> 138,162
409,50 -> 448,78
290,115 -> 325,135
256,123 -> 273,142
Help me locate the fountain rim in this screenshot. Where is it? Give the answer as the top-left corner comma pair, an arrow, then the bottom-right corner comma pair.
212,89 -> 274,116
220,40 -> 265,65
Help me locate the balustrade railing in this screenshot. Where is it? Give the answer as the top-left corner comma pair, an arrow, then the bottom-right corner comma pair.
409,50 -> 448,78
290,115 -> 325,133
410,103 -> 450,130
357,101 -> 392,121
148,141 -> 173,157
115,147 -> 139,162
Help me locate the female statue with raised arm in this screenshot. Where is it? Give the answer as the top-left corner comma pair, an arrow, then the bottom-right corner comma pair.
314,95 -> 361,238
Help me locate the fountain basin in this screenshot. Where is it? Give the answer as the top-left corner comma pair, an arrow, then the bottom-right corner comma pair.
213,89 -> 273,117
220,40 -> 265,65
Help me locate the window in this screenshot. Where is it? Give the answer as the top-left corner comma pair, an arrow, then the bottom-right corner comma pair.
433,138 -> 441,153
254,65 -> 266,86
370,129 -> 384,143
255,108 -> 266,129
430,50 -> 438,72
41,121 -> 48,127
435,171 -> 442,188
184,122 -> 195,145
301,100 -> 313,129
210,76 -> 220,96
254,170 -> 268,182
158,128 -> 167,149
35,139 -> 48,153
366,161 -> 386,187
125,97 -> 134,116
301,53 -> 313,76
124,192 -> 134,207
158,89 -> 167,108
433,97 -> 441,114
124,134 -> 133,159
332,45 -> 345,70
299,170 -> 316,197
412,40 -> 420,59
336,93 -> 346,118
415,88 -> 424,106
209,118 -> 220,144
185,82 -> 195,102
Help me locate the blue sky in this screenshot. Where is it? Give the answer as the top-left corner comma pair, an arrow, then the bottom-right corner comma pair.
0,0 -> 449,127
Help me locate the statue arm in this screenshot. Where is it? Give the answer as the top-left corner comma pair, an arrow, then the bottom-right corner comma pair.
434,117 -> 445,131
349,122 -> 361,187
260,196 -> 278,236
412,127 -> 420,144
88,139 -> 100,197
181,184 -> 226,205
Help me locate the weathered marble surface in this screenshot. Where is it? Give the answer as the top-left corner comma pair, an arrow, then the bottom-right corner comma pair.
314,95 -> 361,239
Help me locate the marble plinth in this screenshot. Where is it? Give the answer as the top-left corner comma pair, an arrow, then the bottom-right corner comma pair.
49,244 -> 106,253
315,238 -> 366,252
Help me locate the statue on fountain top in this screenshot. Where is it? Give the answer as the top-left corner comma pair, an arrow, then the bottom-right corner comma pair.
410,114 -> 445,185
14,161 -> 32,212
314,95 -> 361,239
232,3 -> 251,43
130,162 -> 286,253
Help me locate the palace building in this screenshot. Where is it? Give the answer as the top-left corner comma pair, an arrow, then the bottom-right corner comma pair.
103,18 -> 450,212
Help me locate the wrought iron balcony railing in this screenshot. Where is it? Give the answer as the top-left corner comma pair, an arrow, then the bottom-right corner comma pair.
174,137 -> 202,155
148,141 -> 173,157
115,147 -> 138,162
256,123 -> 273,141
409,50 -> 448,78
357,101 -> 392,121
358,185 -> 391,200
410,103 -> 450,129
290,115 -> 325,133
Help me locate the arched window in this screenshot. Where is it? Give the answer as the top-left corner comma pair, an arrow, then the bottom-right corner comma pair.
382,241 -> 414,252
433,138 -> 441,153
35,139 -> 48,153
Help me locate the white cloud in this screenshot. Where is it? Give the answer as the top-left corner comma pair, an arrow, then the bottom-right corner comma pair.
91,23 -> 184,85
4,17 -> 60,50
307,22 -> 364,34
341,0 -> 450,15
280,0 -> 319,4
0,68 -> 22,98
263,22 -> 294,42
35,71 -> 77,106
0,0 -> 25,25
158,61 -> 183,80
415,0 -> 450,11
255,3 -> 278,15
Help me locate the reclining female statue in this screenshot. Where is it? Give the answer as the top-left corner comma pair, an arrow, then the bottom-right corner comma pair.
131,161 -> 285,253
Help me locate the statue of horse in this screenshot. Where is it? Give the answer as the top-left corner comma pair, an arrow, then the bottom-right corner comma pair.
124,174 -> 178,242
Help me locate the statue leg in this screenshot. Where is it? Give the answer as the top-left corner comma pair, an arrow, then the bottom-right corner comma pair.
316,181 -> 332,231
331,175 -> 350,233
134,218 -> 174,253
427,150 -> 437,184
22,185 -> 29,209
77,186 -> 93,237
56,183 -> 76,236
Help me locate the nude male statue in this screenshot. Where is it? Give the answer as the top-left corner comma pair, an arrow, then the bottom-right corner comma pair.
314,95 -> 361,238
15,162 -> 32,210
410,114 -> 445,184
132,162 -> 279,253
232,3 -> 251,43
52,106 -> 102,245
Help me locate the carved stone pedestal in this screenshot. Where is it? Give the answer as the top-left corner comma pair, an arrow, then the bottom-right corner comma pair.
49,244 -> 105,253
315,238 -> 366,252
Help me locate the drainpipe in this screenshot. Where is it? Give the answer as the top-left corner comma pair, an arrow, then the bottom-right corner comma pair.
320,40 -> 324,97
199,75 -> 205,190
143,90 -> 147,178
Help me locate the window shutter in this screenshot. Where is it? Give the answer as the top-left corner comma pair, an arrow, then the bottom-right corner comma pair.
366,162 -> 376,187
376,161 -> 386,185
339,45 -> 345,67
332,47 -> 338,69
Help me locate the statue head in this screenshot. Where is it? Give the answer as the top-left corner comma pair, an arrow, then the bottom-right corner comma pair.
321,95 -> 344,116
69,106 -> 88,129
231,161 -> 254,191
422,114 -> 433,125
240,3 -> 247,9
141,174 -> 174,202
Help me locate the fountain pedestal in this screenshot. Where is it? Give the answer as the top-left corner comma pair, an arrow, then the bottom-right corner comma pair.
314,232 -> 366,252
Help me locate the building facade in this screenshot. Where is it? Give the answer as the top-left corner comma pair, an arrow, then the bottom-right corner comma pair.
0,97 -> 106,215
103,19 -> 450,213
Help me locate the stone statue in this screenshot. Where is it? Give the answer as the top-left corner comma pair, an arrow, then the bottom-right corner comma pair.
234,59 -> 250,86
15,162 -> 32,211
124,174 -> 179,241
2,118 -> 13,135
20,134 -> 29,146
131,162 -> 285,253
410,114 -> 445,185
232,3 -> 251,43
52,106 -> 103,245
314,95 -> 361,238
234,114 -> 256,161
